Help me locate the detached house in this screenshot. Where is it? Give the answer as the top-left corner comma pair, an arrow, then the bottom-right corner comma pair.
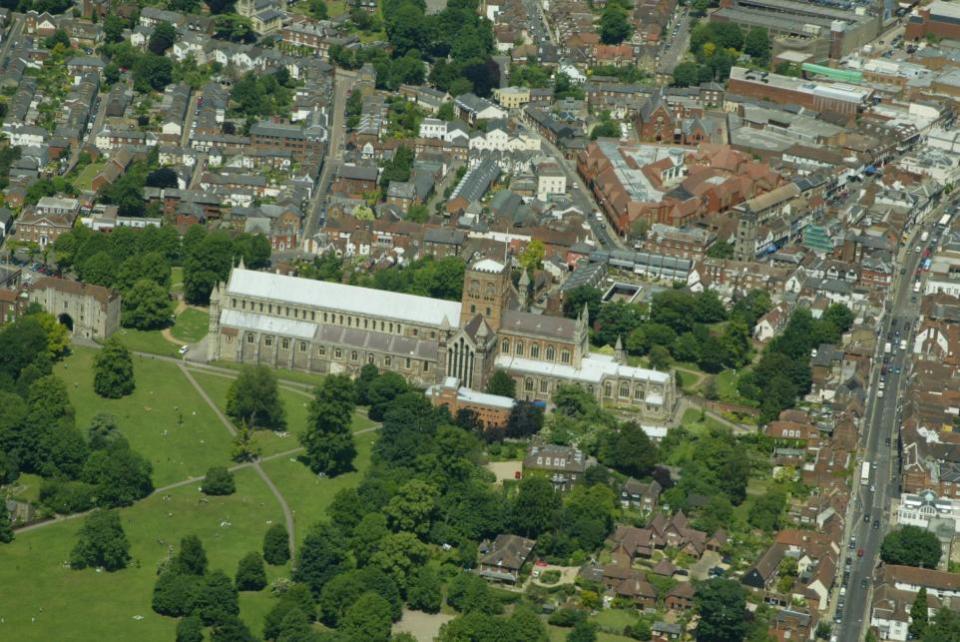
522,443 -> 595,491
476,534 -> 536,584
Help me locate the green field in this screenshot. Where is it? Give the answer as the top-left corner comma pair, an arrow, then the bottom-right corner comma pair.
54,348 -> 235,487
187,369 -> 376,458
680,407 -> 731,435
210,360 -> 329,388
0,468 -> 283,642
71,162 -> 105,192
112,327 -> 181,358
170,267 -> 184,294
261,430 -> 378,546
170,308 -> 209,344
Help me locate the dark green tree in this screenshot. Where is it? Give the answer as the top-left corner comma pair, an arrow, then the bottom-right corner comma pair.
355,363 -> 379,405
567,620 -> 597,642
293,522 -> 349,597
148,22 -> 177,55
263,584 -> 316,640
600,422 -> 658,479
599,6 -> 632,44
743,27 -> 771,64
506,401 -> 544,438
341,591 -> 393,642
93,338 -> 135,399
69,509 -> 131,571
226,365 -> 286,431
81,440 -> 154,507
202,466 -> 236,496
176,614 -> 204,642
880,526 -> 942,568
407,566 -> 442,613
210,615 -> 257,642
300,374 -> 357,476
695,578 -> 748,642
318,567 -> 401,626
153,569 -> 202,616
486,369 -> 516,398
562,286 -> 602,320
263,523 -> 291,565
511,476 -> 560,538
176,534 -> 209,575
197,570 -> 240,626
132,54 -> 174,93
910,587 -> 929,640
0,500 -> 13,543
236,551 -> 267,591
121,279 -> 172,330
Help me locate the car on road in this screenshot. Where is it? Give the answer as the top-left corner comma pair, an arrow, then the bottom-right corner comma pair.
861,578 -> 869,589
870,484 -> 876,493
885,437 -> 891,446
857,548 -> 864,557
874,519 -> 881,530
178,345 -> 189,356
864,512 -> 870,523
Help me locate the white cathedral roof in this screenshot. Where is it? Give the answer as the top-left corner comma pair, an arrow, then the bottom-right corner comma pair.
226,267 -> 462,329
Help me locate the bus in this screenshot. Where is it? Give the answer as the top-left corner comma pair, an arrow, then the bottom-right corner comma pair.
861,462 -> 871,485
938,213 -> 951,229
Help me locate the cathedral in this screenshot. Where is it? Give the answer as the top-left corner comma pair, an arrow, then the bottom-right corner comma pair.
207,258 -> 676,422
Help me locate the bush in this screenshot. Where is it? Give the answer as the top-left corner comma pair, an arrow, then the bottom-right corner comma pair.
201,466 -> 236,496
235,552 -> 267,591
548,608 -> 586,627
540,570 -> 561,585
39,479 -> 96,514
263,523 -> 291,565
153,569 -> 202,617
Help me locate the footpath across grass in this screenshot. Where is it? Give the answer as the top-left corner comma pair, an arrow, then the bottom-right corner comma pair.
55,348 -> 235,487
0,468 -> 283,642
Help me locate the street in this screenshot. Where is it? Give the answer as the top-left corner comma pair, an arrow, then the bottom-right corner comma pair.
304,68 -> 354,239
836,205 -> 944,641
657,8 -> 690,77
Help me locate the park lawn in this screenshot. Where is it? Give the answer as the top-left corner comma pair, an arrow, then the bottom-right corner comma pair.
187,370 -> 307,458
71,162 -> 105,192
681,407 -> 731,435
170,267 -> 184,294
54,348 -> 234,487
675,369 -> 700,393
712,369 -> 757,408
0,468 -> 284,642
210,360 -> 327,388
112,326 -> 180,358
169,308 -> 209,344
259,430 -> 377,546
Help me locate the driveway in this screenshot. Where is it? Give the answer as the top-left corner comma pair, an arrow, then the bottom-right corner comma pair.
485,460 -> 522,484
689,550 -> 723,581
392,610 -> 455,642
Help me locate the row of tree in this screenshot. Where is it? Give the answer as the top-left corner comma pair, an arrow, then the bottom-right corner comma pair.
673,22 -> 771,87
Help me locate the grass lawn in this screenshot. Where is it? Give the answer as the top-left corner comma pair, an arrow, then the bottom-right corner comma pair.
590,608 -> 639,633
548,625 -> 634,642
712,369 -> 757,407
210,360 -> 327,388
260,430 -> 377,546
170,307 -> 209,344
733,477 -> 771,523
681,407 -> 731,435
675,369 -> 700,392
112,327 -> 180,358
71,162 -> 104,192
55,348 -> 235,487
0,468 -> 284,641
6,473 -> 44,503
187,370 -> 376,459
170,267 -> 184,295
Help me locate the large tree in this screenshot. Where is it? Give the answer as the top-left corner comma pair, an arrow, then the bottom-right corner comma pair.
293,522 -> 350,596
600,422 -> 657,479
910,587 -> 930,640
226,365 -> 286,431
148,21 -> 177,55
81,439 -> 154,507
486,369 -> 516,398
510,475 -> 560,538
880,526 -> 942,568
93,338 -> 135,399
235,551 -> 267,591
70,509 -> 131,571
196,570 -> 240,626
599,6 -> 632,45
341,591 -> 394,642
122,279 -> 172,330
263,523 -> 290,565
300,374 -> 356,475
695,578 -> 748,642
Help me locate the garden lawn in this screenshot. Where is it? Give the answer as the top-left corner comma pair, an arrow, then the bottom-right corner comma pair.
712,369 -> 757,407
112,327 -> 180,358
0,468 -> 284,642
548,625 -> 634,642
681,408 -> 731,435
170,308 -> 209,344
54,348 -> 234,487
71,162 -> 105,192
590,608 -> 639,634
259,429 -> 378,546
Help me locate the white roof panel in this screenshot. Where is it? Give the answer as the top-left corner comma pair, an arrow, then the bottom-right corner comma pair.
220,308 -> 316,339
226,268 -> 462,328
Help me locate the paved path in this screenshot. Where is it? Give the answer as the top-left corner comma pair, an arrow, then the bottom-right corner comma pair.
178,363 -> 297,559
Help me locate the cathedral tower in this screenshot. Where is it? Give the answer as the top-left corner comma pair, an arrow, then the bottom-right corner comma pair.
460,258 -> 512,331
